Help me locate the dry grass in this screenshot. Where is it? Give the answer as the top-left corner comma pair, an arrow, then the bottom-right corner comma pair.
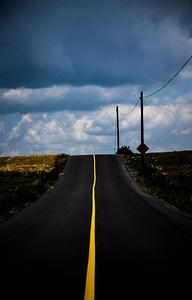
123,150 -> 192,215
0,153 -> 68,221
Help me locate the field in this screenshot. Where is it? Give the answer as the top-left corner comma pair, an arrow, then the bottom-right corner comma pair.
1,151 -> 192,221
0,153 -> 68,221
123,150 -> 192,215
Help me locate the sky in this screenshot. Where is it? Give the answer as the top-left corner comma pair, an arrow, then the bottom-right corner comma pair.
0,0 -> 192,156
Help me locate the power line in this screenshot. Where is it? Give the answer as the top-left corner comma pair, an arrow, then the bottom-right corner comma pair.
145,55 -> 192,98
118,54 -> 192,117
119,97 -> 140,116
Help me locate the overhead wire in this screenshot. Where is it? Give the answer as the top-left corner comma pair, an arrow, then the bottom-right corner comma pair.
118,54 -> 192,116
144,54 -> 192,98
119,97 -> 140,116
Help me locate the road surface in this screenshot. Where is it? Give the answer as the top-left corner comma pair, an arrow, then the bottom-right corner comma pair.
0,154 -> 192,297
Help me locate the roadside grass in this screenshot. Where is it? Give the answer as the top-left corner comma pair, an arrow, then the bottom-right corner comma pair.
1,151 -> 192,221
0,153 -> 68,221
122,150 -> 192,216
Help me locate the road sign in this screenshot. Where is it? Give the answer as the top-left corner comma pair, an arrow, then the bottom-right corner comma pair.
137,143 -> 149,154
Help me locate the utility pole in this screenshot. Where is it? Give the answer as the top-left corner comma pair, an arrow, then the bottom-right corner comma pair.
140,91 -> 144,172
116,106 -> 120,153
140,91 -> 144,145
136,91 -> 149,173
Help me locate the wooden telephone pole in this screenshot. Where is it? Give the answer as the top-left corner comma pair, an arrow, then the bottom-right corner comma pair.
140,91 -> 144,172
140,91 -> 144,145
136,91 -> 149,173
116,106 -> 120,153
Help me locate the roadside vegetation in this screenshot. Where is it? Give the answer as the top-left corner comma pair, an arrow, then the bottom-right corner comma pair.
120,147 -> 192,215
0,153 -> 68,221
1,149 -> 192,221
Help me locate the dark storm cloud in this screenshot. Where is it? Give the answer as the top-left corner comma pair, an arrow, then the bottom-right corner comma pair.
0,0 -> 192,89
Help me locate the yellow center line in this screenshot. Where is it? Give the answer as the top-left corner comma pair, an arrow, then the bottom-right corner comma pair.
84,154 -> 96,300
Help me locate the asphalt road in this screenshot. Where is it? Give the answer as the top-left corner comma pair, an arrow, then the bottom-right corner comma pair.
0,154 -> 192,297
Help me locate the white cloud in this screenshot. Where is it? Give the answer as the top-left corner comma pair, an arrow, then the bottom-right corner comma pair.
1,87 -> 192,156
3,88 -> 33,101
0,142 -> 20,157
8,114 -> 32,140
0,84 -> 141,114
171,128 -> 192,136
180,66 -> 192,80
4,109 -> 117,155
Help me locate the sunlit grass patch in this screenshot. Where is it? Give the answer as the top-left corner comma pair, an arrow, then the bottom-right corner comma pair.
0,153 -> 68,221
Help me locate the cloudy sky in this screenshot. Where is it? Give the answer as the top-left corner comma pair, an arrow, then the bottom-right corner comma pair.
0,0 -> 192,156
